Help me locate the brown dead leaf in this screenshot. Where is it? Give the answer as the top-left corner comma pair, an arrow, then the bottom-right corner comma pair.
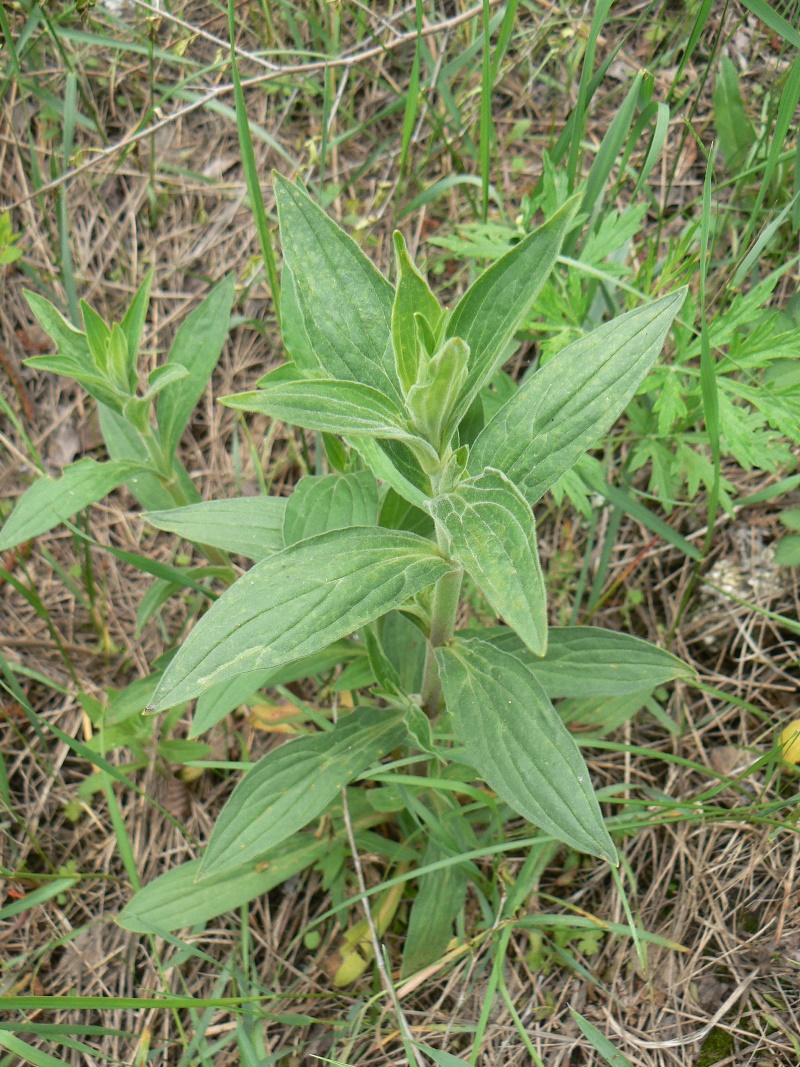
248,701 -> 308,734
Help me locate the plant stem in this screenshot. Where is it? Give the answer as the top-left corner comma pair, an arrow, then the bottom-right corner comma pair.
420,565 -> 463,718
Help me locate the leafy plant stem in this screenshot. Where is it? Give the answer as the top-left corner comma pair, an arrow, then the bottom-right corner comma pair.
420,565 -> 463,718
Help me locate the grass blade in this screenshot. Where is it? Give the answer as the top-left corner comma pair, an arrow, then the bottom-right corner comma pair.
398,0 -> 423,176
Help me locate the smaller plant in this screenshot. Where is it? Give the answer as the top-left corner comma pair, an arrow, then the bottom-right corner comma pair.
1,177 -> 691,981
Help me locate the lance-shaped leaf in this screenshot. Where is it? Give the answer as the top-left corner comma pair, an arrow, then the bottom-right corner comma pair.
391,230 -> 442,394
274,174 -> 401,403
427,468 -> 547,655
469,290 -> 687,504
157,275 -> 235,459
201,706 -> 405,875
221,378 -> 415,441
445,195 -> 579,426
436,637 -> 617,863
145,496 -> 286,560
149,526 -> 453,710
0,459 -> 145,552
479,625 -> 693,698
283,470 -> 379,545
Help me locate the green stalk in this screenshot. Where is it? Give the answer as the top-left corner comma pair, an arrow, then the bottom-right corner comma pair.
420,566 -> 463,718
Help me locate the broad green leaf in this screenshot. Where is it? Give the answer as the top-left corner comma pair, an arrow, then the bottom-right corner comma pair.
0,459 -> 144,552
221,378 -> 417,442
283,471 -> 379,545
189,640 -> 362,737
379,487 -> 434,538
201,705 -> 405,875
391,230 -> 442,394
24,290 -> 92,368
428,468 -> 547,655
274,174 -> 401,403
713,56 -> 755,171
157,275 -> 235,459
775,535 -> 800,567
118,837 -> 327,933
379,611 -> 427,694
436,637 -> 617,863
479,625 -> 692,697
97,403 -> 201,511
401,839 -> 469,978
145,497 -> 286,559
348,437 -> 429,508
150,526 -> 452,710
24,354 -> 126,413
445,196 -> 578,424
469,291 -> 686,504
280,264 -> 317,370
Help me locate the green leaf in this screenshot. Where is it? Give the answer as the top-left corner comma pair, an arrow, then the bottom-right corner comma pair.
145,497 -> 286,559
201,706 -> 405,875
346,436 -> 429,508
469,291 -> 686,504
280,265 -> 317,370
283,470 -> 378,545
713,56 -> 755,171
379,487 -> 434,538
189,640 -> 361,737
157,275 -> 235,459
119,268 -> 153,367
479,625 -> 692,698
273,174 -> 401,403
118,838 -> 328,933
0,459 -> 144,552
427,468 -> 547,655
391,230 -> 442,394
401,840 -> 468,977
379,611 -> 427,694
144,363 -> 189,399
24,290 -> 92,369
570,1009 -> 633,1067
445,196 -> 578,424
150,527 -> 452,710
436,637 -> 617,863
221,378 -> 418,442
774,535 -> 800,567
407,338 -> 469,450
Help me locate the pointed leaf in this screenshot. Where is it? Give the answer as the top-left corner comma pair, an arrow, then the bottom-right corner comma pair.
145,496 -> 286,559
118,838 -> 327,933
479,625 -> 692,698
24,290 -> 92,369
469,290 -> 686,504
201,706 -> 405,875
445,196 -> 578,424
280,264 -> 318,370
283,470 -> 378,545
221,379 -> 416,441
157,275 -> 235,458
0,459 -> 144,552
392,230 -> 442,394
119,268 -> 153,368
427,468 -> 547,655
401,839 -> 468,977
150,526 -> 452,710
274,174 -> 401,402
436,637 -> 617,863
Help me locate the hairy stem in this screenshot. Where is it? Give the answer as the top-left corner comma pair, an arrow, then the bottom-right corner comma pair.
420,565 -> 463,717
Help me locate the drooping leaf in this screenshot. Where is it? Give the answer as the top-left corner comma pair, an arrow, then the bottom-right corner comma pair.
273,174 -> 401,403
469,290 -> 686,504
436,637 -> 617,863
282,470 -> 379,545
145,497 -> 286,559
0,459 -> 144,552
157,275 -> 235,459
150,527 -> 452,710
478,625 -> 692,697
118,838 -> 327,933
201,706 -> 405,875
221,378 -> 418,443
427,467 -> 547,655
445,195 -> 579,424
190,640 -> 362,737
391,230 -> 442,394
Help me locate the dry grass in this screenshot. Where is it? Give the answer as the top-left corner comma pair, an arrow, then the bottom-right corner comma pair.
2,1 -> 800,1064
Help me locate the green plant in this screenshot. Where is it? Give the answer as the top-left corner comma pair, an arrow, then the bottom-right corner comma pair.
0,176 -> 691,983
